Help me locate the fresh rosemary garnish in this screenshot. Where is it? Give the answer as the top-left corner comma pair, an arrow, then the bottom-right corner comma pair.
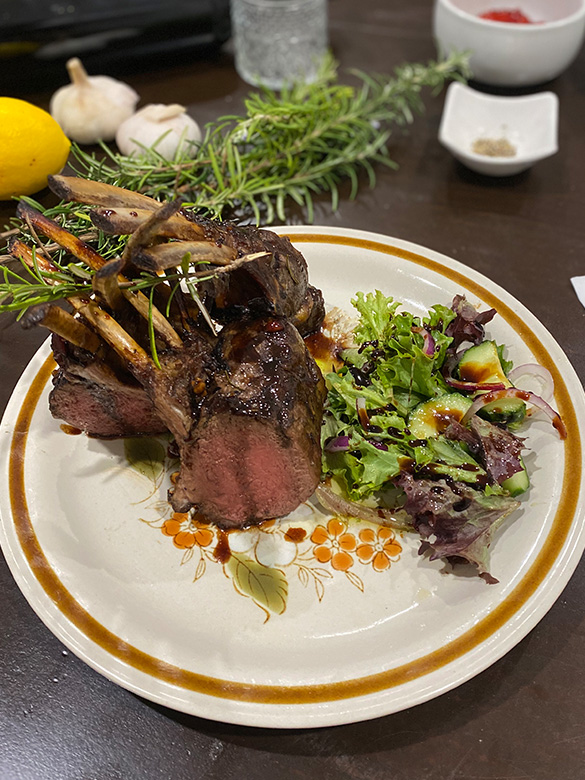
70,52 -> 470,222
0,51 -> 469,326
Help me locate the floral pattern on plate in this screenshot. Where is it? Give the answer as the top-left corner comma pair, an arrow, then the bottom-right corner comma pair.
129,435 -> 403,619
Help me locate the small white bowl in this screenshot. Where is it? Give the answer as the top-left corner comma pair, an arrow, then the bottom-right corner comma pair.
438,82 -> 558,176
434,0 -> 585,86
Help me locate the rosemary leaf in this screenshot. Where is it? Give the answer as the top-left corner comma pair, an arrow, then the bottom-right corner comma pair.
148,286 -> 162,370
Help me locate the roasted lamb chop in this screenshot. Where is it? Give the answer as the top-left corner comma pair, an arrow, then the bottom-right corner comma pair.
49,334 -> 167,438
12,177 -> 326,528
171,316 -> 326,526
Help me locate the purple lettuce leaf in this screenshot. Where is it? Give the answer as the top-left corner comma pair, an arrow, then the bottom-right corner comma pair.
445,295 -> 497,352
444,416 -> 525,485
396,473 -> 519,583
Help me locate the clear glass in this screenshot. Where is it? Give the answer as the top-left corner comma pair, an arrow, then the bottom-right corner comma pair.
231,0 -> 328,89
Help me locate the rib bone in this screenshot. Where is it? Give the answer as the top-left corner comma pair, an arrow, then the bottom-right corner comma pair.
16,202 -> 182,348
121,199 -> 184,266
21,302 -> 101,353
74,299 -> 154,374
9,238 -> 59,274
90,207 -> 207,241
131,241 -> 236,272
93,257 -> 125,311
48,175 -> 160,212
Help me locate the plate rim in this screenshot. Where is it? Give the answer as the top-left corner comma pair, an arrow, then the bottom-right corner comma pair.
1,224 -> 584,729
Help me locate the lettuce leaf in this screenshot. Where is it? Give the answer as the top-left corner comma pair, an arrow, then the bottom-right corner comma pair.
396,473 -> 519,582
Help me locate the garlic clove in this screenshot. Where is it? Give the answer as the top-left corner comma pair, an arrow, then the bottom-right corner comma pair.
50,57 -> 139,145
115,104 -> 202,159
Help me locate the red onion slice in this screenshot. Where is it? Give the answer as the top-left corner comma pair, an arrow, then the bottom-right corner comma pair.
444,376 -> 507,393
461,388 -> 566,439
316,484 -> 411,531
507,363 -> 554,401
412,326 -> 436,356
325,435 -> 350,453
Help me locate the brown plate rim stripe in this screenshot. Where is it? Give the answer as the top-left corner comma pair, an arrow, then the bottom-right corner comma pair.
8,234 -> 581,705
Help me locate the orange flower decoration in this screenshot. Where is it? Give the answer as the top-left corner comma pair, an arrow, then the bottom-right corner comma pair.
356,526 -> 402,572
310,518 -> 356,571
162,513 -> 214,550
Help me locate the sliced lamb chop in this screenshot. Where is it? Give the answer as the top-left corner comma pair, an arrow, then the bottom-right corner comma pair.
170,316 -> 326,528
10,234 -> 214,439
10,237 -> 183,438
49,335 -> 167,438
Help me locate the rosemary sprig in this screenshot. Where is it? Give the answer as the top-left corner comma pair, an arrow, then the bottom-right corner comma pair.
0,51 -> 469,322
71,52 -> 470,222
0,251 -> 211,317
147,285 -> 161,370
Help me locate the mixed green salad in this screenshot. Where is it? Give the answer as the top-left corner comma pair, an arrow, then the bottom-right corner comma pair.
318,291 -> 565,583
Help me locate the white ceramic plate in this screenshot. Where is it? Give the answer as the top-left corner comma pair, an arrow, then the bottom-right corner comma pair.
1,226 -> 584,729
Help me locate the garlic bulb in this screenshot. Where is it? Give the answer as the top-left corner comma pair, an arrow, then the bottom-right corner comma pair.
115,104 -> 202,159
50,58 -> 139,145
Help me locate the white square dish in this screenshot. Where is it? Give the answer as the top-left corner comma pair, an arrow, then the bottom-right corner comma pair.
439,81 -> 559,176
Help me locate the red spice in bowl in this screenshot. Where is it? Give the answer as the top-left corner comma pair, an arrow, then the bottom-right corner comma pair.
479,9 -> 533,23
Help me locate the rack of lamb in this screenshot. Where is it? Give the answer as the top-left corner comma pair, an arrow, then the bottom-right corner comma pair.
12,176 -> 326,529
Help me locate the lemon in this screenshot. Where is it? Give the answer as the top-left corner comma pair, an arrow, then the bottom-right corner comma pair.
0,97 -> 70,200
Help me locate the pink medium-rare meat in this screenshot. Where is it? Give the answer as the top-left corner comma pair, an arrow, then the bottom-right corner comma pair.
49,335 -> 166,437
170,316 -> 326,527
49,372 -> 166,438
175,413 -> 321,527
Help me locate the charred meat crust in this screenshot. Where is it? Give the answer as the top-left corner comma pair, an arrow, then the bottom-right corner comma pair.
197,230 -> 309,324
291,285 -> 326,337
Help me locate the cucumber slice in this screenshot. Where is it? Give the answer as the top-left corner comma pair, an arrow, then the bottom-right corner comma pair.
502,456 -> 530,496
458,340 -> 510,385
409,394 -> 472,439
481,397 -> 526,426
458,341 -> 526,425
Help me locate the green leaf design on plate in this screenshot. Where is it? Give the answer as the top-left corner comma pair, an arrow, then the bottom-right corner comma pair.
124,437 -> 167,484
226,553 -> 288,616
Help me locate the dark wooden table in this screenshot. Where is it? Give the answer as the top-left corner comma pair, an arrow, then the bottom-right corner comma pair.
2,1 -> 585,778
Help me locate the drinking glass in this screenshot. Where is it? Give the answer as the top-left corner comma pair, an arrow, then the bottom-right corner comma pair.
231,0 -> 328,89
